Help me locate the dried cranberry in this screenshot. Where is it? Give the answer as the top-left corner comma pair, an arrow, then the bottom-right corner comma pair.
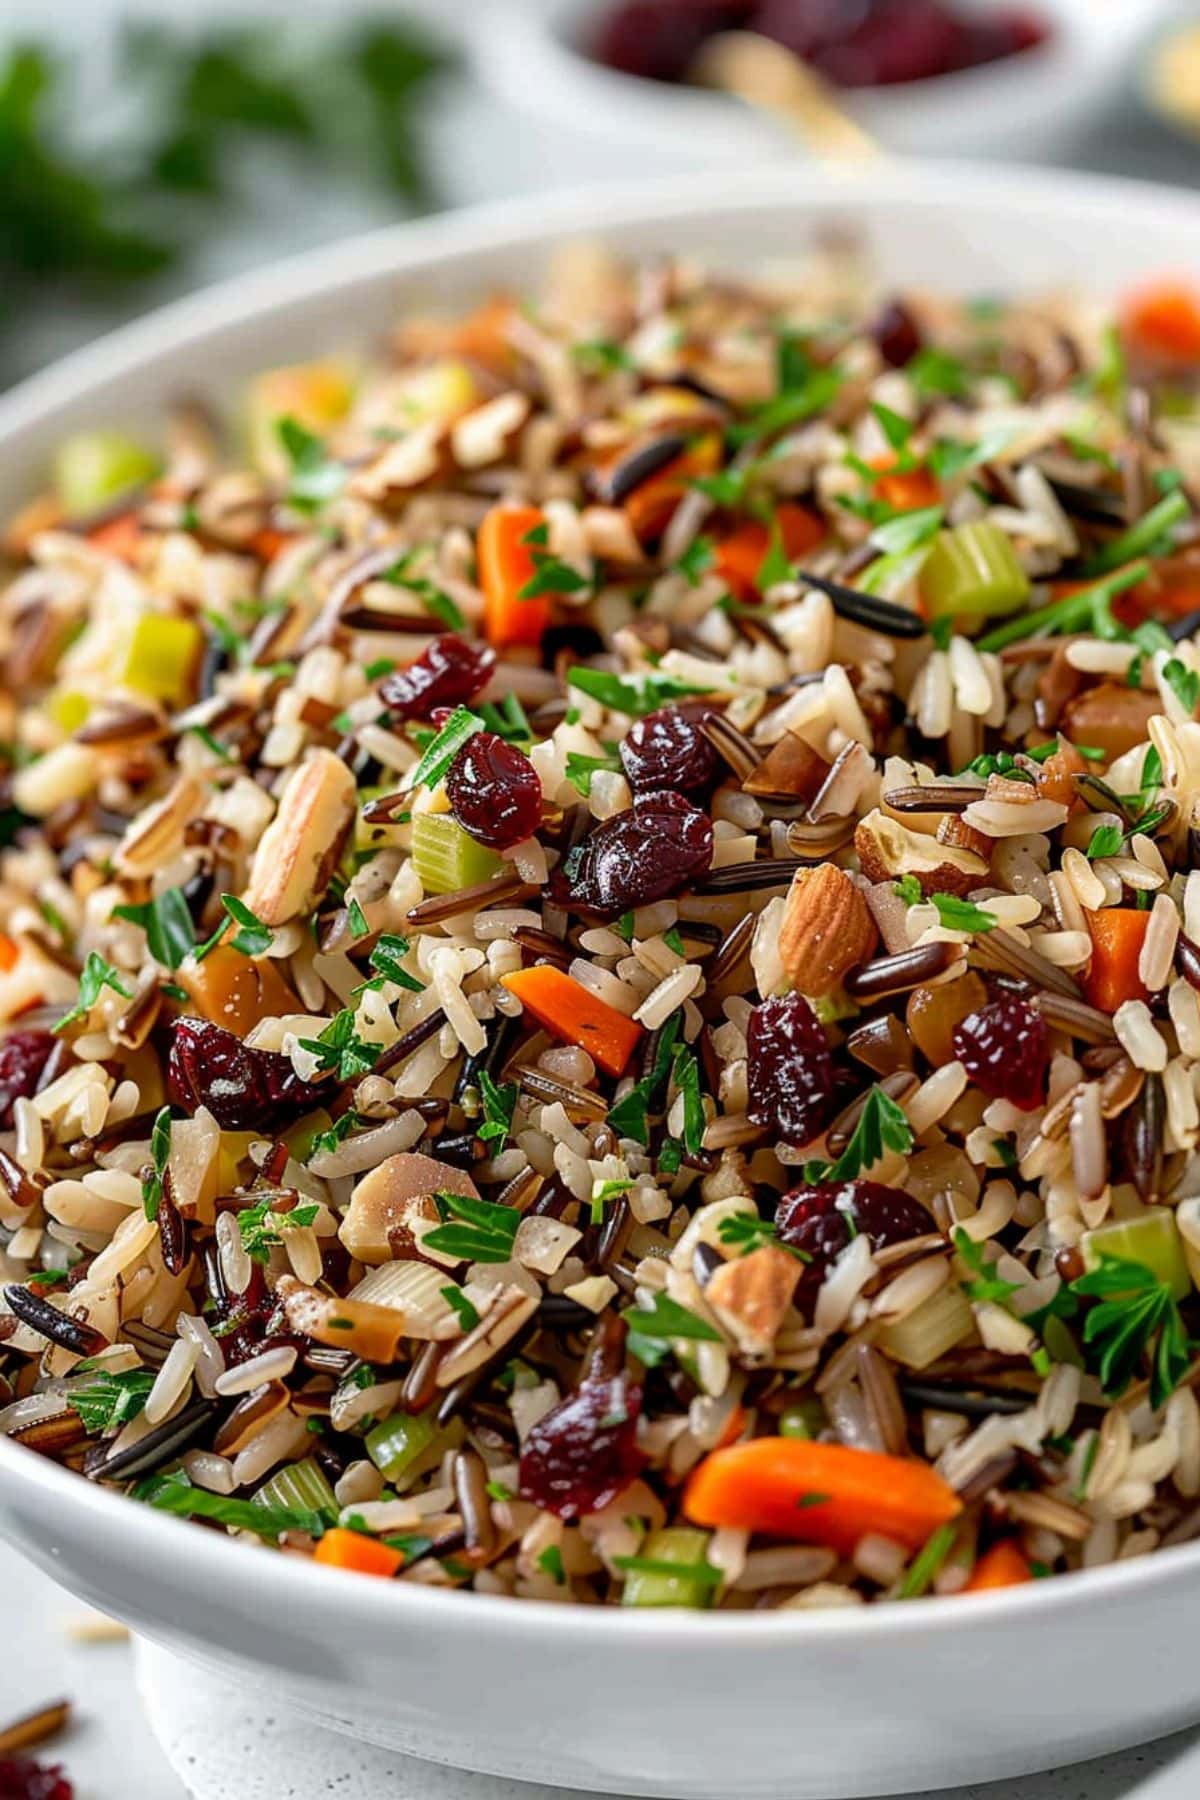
557,791 -> 712,915
952,996 -> 1048,1111
777,1179 -> 934,1304
591,0 -> 753,83
620,705 -> 717,796
167,1018 -> 328,1130
870,298 -> 922,368
0,1758 -> 74,1800
746,994 -> 835,1145
0,1030 -> 54,1128
378,634 -> 495,721
519,1370 -> 644,1519
446,731 -> 542,850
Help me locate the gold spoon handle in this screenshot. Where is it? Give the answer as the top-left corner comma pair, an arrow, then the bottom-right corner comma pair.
690,30 -> 886,164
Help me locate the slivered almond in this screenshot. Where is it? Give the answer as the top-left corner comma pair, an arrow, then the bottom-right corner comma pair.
340,1152 -> 480,1266
244,748 -> 356,925
937,813 -> 992,861
778,863 -> 876,996
275,1274 -> 408,1363
705,1245 -> 801,1357
855,808 -> 988,899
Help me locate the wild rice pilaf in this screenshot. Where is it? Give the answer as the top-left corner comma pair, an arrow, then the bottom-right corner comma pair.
6,246 -> 1200,1608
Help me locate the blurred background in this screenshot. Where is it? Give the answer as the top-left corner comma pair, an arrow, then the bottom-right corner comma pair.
4,0 -> 1200,390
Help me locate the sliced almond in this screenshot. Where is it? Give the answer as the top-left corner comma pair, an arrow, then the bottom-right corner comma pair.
778,863 -> 877,997
855,808 -> 988,899
339,1151 -> 480,1266
936,813 -> 992,861
705,1245 -> 801,1358
244,748 -> 356,926
275,1273 -> 408,1363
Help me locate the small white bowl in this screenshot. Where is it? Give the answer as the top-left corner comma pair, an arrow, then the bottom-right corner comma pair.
3,161 -> 1200,1798
475,0 -> 1163,163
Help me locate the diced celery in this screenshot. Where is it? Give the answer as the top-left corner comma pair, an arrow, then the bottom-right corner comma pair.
411,812 -> 503,894
366,1409 -> 437,1482
247,360 -> 355,472
621,1528 -> 717,1610
119,615 -> 202,704
878,1281 -> 974,1370
47,689 -> 90,734
54,430 -> 160,517
920,521 -> 1030,621
251,1456 -> 336,1518
1082,1210 -> 1190,1302
778,1398 -> 826,1440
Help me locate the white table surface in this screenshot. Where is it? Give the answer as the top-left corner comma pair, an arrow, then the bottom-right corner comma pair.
6,4 -> 1200,1795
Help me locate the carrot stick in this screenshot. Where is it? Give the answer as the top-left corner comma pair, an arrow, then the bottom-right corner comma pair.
501,964 -> 642,1078
0,934 -> 18,973
963,1540 -> 1033,1593
249,526 -> 294,564
1082,907 -> 1150,1013
87,512 -> 141,562
714,502 -> 825,599
623,434 -> 721,541
683,1438 -> 962,1556
871,460 -> 940,514
477,503 -> 549,650
313,1528 -> 404,1578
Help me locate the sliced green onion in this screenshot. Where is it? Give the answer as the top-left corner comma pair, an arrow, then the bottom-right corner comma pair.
617,1527 -> 720,1609
1080,489 -> 1190,578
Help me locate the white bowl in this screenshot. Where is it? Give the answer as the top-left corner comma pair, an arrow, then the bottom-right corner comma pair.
3,162 -> 1200,1799
474,0 -> 1163,164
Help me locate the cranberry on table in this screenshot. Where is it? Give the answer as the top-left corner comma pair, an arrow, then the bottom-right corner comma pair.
0,1029 -> 55,1128
590,0 -> 753,82
558,790 -> 713,915
776,1179 -> 934,1304
620,705 -> 717,796
952,996 -> 1048,1111
378,634 -> 494,721
0,1759 -> 74,1800
519,1369 -> 644,1518
746,993 -> 835,1145
447,731 -> 542,850
167,1017 -> 327,1131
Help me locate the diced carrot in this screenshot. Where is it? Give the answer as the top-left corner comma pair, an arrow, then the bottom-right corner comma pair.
623,434 -> 722,541
0,934 -> 18,973
871,458 -> 940,514
963,1541 -> 1033,1593
87,511 -> 141,562
1123,281 -> 1200,365
713,502 -> 826,599
249,526 -> 294,564
399,295 -> 516,372
683,1438 -> 962,1557
501,964 -> 642,1078
1082,907 -> 1150,1014
477,503 -> 549,650
313,1528 -> 404,1578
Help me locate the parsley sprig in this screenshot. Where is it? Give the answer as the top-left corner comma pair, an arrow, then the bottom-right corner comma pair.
623,1290 -> 722,1368
422,1190 -> 520,1264
53,951 -> 133,1035
112,888 -> 196,969
69,1368 -> 155,1435
803,1086 -> 913,1185
1073,1251 -> 1194,1410
141,1107 -> 173,1223
237,1197 -> 320,1264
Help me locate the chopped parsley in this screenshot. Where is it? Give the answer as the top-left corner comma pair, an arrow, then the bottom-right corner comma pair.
1086,822 -> 1126,861
112,887 -> 197,970
1162,657 -> 1200,716
383,549 -> 466,631
571,337 -> 634,374
803,1085 -> 913,1185
674,536 -> 715,586
276,415 -> 345,516
564,748 -> 622,796
608,1014 -> 683,1145
309,1111 -> 362,1159
475,1068 -> 518,1151
537,1544 -> 567,1585
440,1285 -> 481,1333
566,665 -> 715,718
898,1522 -> 958,1599
1072,1251 -> 1194,1410
671,1042 -> 706,1155
187,723 -> 234,762
623,1291 -> 721,1368
869,504 -> 944,557
358,932 -> 423,994
517,521 -> 591,599
237,1197 -> 320,1264
907,346 -> 968,400
423,1190 -> 520,1264
589,1175 -> 633,1226
346,896 -> 369,939
954,1228 -> 1022,1306
138,1470 -> 329,1540
141,1106 -> 173,1222
68,1368 -> 155,1434
53,951 -> 134,1034
297,1007 -> 382,1082
716,1212 -> 810,1261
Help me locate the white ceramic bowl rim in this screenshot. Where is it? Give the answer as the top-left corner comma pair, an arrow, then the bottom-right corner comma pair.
4,156 -> 1200,1645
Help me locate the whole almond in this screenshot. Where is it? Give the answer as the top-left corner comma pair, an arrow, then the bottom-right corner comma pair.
779,863 -> 877,996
